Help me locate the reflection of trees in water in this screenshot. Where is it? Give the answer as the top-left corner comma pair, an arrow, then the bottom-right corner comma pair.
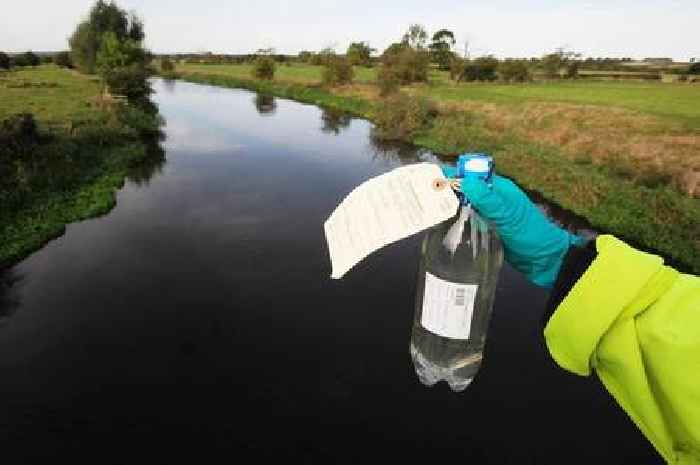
0,269 -> 23,326
368,130 -> 426,164
321,108 -> 352,135
125,93 -> 167,186
254,93 -> 277,116
127,133 -> 167,186
161,78 -> 177,93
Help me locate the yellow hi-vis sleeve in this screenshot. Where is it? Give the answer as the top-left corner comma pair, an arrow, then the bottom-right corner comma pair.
544,235 -> 700,464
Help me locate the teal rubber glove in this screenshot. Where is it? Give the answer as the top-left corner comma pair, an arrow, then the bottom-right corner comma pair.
441,165 -> 584,288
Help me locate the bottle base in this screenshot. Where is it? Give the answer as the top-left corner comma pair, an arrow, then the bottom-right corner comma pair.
411,342 -> 478,393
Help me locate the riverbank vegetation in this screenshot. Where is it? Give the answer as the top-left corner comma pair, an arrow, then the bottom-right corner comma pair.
166,25 -> 699,273
0,0 -> 162,268
0,65 -> 163,268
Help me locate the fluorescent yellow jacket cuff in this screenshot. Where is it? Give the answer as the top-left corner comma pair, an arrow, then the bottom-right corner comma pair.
543,235 -> 700,464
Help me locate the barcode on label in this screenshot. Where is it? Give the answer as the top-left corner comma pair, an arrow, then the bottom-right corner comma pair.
421,273 -> 478,340
455,288 -> 466,307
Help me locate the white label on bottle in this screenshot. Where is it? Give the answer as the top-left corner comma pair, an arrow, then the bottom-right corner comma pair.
421,272 -> 478,340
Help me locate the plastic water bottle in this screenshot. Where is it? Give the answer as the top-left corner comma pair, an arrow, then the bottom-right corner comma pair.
410,155 -> 504,392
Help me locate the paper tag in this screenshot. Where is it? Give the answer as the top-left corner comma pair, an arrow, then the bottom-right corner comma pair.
324,164 -> 459,279
421,272 -> 478,340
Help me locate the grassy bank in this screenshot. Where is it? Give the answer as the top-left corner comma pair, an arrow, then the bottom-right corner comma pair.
176,63 -> 700,127
173,64 -> 700,274
0,65 -> 162,267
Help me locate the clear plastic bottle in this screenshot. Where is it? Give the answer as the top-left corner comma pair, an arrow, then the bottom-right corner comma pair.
410,204 -> 504,392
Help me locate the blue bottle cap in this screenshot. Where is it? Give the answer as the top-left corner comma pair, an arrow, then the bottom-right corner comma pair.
457,154 -> 494,181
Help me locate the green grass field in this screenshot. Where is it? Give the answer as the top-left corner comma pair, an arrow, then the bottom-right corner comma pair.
0,65 -> 105,131
176,63 -> 700,128
423,80 -> 700,129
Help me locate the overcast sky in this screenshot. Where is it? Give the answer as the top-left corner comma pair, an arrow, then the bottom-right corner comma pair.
2,0 -> 698,60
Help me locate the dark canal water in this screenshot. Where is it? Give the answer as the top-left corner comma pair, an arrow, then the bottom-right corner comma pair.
0,79 -> 660,463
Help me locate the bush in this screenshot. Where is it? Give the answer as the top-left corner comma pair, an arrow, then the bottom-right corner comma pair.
377,65 -> 401,96
541,52 -> 563,79
103,64 -> 153,104
309,48 -> 335,67
565,61 -> 580,79
0,114 -> 41,153
373,94 -> 437,140
459,56 -> 499,82
20,51 -> 40,67
12,55 -> 27,67
688,62 -> 700,75
117,104 -> 164,137
252,56 -> 276,80
449,57 -> 464,81
53,51 -> 73,68
380,45 -> 429,85
12,52 -> 41,67
1,113 -> 39,138
346,42 -> 373,67
160,57 -> 174,72
298,51 -> 313,63
498,60 -> 530,82
0,52 -> 10,70
309,54 -> 324,66
322,57 -> 354,86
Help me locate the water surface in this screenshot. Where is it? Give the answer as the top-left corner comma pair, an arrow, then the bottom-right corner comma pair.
0,79 -> 659,463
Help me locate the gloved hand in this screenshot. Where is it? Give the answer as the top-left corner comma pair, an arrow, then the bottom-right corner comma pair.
441,165 -> 584,288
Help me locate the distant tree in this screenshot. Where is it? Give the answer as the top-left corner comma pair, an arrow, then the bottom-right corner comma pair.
0,52 -> 10,70
252,56 -> 276,80
96,31 -> 151,102
377,31 -> 430,94
459,56 -> 499,82
12,55 -> 28,67
309,53 -> 324,66
319,47 -> 336,62
309,48 -> 335,66
160,57 -> 174,72
541,52 -> 564,78
126,12 -> 145,41
69,22 -> 96,72
381,44 -> 429,83
298,51 -> 313,63
382,42 -> 409,58
688,62 -> 700,75
346,42 -> 374,66
541,48 -> 580,79
23,51 -> 41,67
565,60 -> 580,79
322,56 -> 354,86
96,34 -> 124,72
498,59 -> 530,82
402,24 -> 428,50
429,29 -> 456,70
54,51 -> 73,68
69,0 -> 145,73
